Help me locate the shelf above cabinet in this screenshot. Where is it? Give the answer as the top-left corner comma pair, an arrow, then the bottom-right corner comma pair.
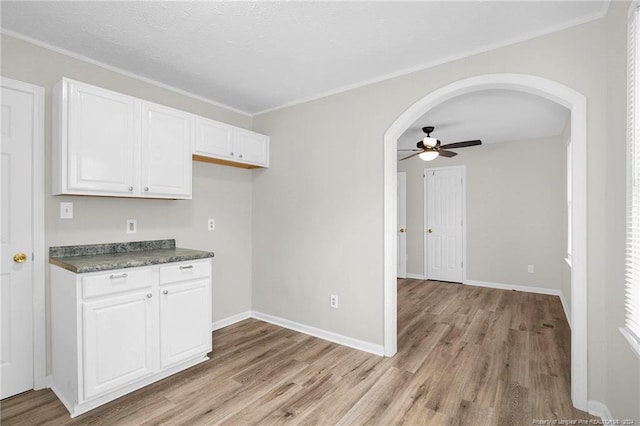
192,154 -> 263,170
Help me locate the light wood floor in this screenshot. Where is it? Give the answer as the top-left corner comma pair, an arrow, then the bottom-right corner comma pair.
2,279 -> 596,425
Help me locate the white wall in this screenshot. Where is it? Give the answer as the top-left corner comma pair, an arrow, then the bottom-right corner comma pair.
398,135 -> 564,291
1,34 -> 255,370
252,6 -> 639,419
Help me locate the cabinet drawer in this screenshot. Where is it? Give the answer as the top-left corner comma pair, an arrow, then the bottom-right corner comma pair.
160,261 -> 209,285
82,268 -> 152,299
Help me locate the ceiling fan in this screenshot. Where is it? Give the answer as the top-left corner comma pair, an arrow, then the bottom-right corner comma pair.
398,126 -> 482,161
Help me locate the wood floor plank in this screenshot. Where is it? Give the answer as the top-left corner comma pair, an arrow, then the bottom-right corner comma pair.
1,279 -> 598,425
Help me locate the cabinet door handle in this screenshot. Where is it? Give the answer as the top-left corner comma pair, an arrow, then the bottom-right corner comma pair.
238,154 -> 243,159
163,290 -> 169,295
230,152 -> 234,156
128,186 -> 134,192
144,187 -> 149,192
110,273 -> 128,279
146,293 -> 153,298
179,265 -> 193,270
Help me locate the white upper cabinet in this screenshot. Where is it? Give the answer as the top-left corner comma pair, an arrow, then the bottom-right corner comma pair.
235,127 -> 269,166
194,118 -> 235,161
194,116 -> 269,168
52,78 -> 193,199
140,102 -> 192,198
64,82 -> 137,195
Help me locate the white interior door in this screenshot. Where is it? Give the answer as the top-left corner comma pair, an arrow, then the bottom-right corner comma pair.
1,82 -> 35,398
426,167 -> 464,283
397,172 -> 407,278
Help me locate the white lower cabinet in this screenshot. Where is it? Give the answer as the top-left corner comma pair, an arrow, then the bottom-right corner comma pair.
50,259 -> 212,417
160,279 -> 211,368
82,290 -> 157,399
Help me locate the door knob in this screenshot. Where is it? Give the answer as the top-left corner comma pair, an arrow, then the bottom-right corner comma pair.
428,228 -> 433,234
13,252 -> 28,263
399,228 -> 405,233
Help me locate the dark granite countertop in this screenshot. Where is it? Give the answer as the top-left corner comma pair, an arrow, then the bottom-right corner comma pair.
49,239 -> 214,273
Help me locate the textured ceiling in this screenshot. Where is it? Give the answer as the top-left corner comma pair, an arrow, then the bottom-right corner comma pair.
398,90 -> 570,155
0,1 -> 607,115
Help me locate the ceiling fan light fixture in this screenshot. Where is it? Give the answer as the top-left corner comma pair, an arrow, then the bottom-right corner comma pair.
423,136 -> 438,148
418,151 -> 439,161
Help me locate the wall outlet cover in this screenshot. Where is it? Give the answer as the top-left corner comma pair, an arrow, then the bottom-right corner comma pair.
60,202 -> 73,219
330,294 -> 339,309
126,219 -> 137,234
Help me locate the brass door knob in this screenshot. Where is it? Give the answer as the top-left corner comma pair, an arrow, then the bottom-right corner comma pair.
428,228 -> 433,234
13,252 -> 27,263
399,228 -> 405,233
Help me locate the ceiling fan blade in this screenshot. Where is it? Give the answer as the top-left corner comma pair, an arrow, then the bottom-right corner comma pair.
438,150 -> 458,158
400,151 -> 423,161
439,140 -> 482,150
397,149 -> 422,152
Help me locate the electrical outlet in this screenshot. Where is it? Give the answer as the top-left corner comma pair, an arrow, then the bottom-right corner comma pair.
330,294 -> 338,309
528,264 -> 534,273
208,218 -> 215,231
126,219 -> 137,234
60,202 -> 73,219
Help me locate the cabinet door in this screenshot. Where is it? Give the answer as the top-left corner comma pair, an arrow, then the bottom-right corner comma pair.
82,290 -> 157,400
234,128 -> 269,166
194,117 -> 235,160
140,102 -> 192,199
67,82 -> 136,195
159,279 -> 211,369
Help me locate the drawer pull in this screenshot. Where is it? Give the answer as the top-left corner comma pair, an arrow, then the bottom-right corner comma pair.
109,273 -> 128,280
146,293 -> 153,298
163,290 -> 169,295
179,265 -> 193,270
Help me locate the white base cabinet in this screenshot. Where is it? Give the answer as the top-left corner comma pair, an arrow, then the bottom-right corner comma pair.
51,259 -> 212,418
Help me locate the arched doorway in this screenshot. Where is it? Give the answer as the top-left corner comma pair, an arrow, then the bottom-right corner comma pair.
382,73 -> 587,410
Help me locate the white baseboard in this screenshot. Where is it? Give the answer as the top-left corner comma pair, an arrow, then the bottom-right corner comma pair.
405,273 -> 426,280
209,310 -> 385,357
211,311 -> 251,331
464,279 -> 572,326
558,292 -> 572,329
464,279 -> 562,296
251,311 -> 385,356
587,400 -> 613,420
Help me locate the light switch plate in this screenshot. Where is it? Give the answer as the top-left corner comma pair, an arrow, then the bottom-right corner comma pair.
60,202 -> 73,219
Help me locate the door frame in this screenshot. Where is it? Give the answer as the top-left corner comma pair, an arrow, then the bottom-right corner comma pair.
1,77 -> 47,390
382,73 -> 587,411
423,165 -> 466,283
397,172 -> 407,278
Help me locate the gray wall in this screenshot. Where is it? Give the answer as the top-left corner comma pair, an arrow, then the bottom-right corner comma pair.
398,135 -> 564,291
1,35 -> 255,372
252,3 -> 639,419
